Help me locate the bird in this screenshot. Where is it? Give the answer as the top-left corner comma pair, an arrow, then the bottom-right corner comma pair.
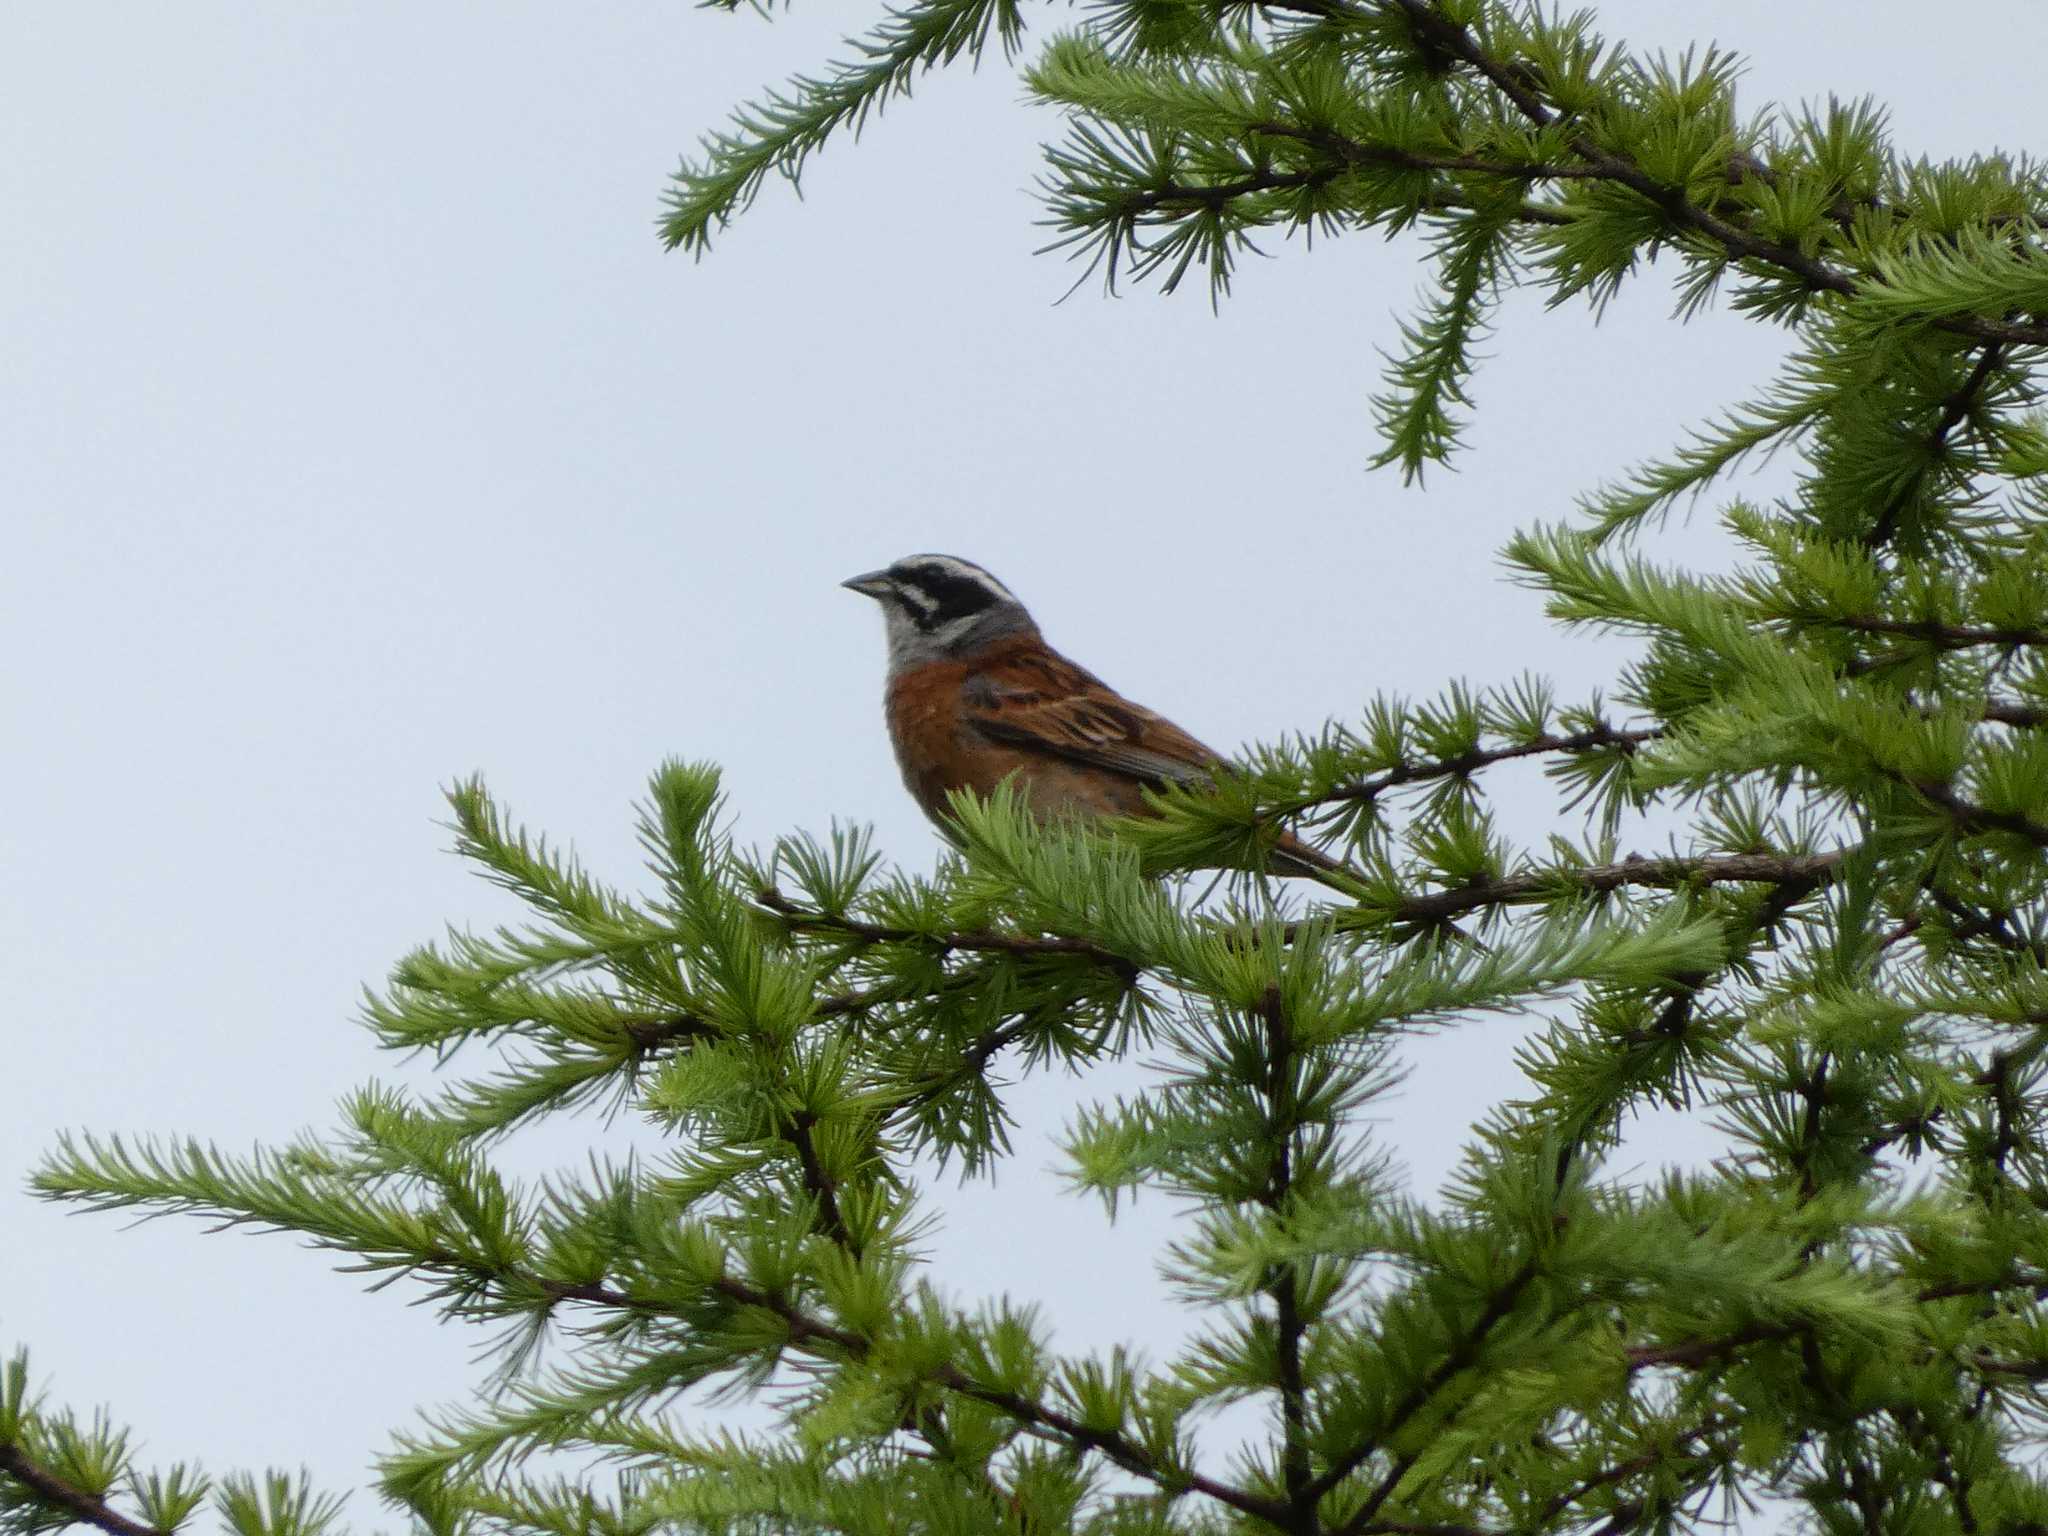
842,554 -> 1354,883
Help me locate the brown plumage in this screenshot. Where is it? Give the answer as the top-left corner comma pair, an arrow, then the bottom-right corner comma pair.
846,556 -> 1352,883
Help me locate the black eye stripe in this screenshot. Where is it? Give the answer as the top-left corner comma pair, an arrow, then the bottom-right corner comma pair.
881,557 -> 1023,636
921,572 -> 999,621
890,562 -> 1011,630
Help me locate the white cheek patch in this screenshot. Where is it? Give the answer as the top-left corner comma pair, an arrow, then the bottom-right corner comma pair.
893,582 -> 938,623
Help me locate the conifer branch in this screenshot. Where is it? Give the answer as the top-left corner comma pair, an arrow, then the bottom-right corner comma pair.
890,1015 -> 1047,1119
661,0 -> 1025,254
1316,1254 -> 1542,1524
1307,0 -> 2019,251
1622,1273 -> 2048,1373
754,887 -> 1137,976
1105,164 -> 1572,229
1291,721 -> 1661,813
781,1110 -> 854,1252
1297,703 -> 2031,823
1982,699 -> 2048,729
554,1271 -> 1288,1520
617,1011 -> 720,1053
1906,777 -> 2048,849
1923,885 -> 2048,966
926,1364 -> 1291,1522
1244,123 -> 1607,184
1530,1421 -> 1732,1532
623,985 -> 886,1055
0,1446 -> 171,1536
1379,0 -> 1860,292
1863,342 -> 2008,549
1375,0 -> 2048,348
1256,984 -> 1316,1532
1830,617 -> 2048,651
1901,1408 -> 1985,1535
704,1275 -> 869,1355
1379,849 -> 1844,925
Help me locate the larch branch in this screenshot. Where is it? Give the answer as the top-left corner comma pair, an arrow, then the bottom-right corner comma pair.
1291,720 -> 1661,814
1377,848 -> 1844,925
1864,342 -> 2009,549
1373,0 -> 2048,348
754,887 -> 1137,976
1314,1254 -> 1542,1524
0,1446 -> 173,1536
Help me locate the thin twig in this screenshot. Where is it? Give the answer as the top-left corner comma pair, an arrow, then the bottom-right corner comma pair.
1908,777 -> 2048,849
1288,721 -> 1661,814
1375,848 -> 1844,926
1864,342 -> 2009,549
755,888 -> 1138,976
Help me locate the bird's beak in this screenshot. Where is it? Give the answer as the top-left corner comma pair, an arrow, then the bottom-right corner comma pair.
840,570 -> 894,600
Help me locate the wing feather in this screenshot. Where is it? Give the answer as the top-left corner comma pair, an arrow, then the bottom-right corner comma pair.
962,650 -> 1221,788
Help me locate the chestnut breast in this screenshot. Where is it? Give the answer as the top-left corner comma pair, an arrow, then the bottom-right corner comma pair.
883,650 -> 1168,825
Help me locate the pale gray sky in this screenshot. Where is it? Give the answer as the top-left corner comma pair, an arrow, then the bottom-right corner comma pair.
5,0 -> 2044,1514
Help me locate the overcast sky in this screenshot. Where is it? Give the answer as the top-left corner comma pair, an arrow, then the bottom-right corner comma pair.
6,0 -> 2046,1517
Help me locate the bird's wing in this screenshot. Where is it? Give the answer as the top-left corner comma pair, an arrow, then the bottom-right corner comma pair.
962,648 -> 1222,789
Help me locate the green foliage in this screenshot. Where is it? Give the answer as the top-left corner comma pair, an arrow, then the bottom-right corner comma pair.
0,1353 -> 310,1536
13,3 -> 2048,1535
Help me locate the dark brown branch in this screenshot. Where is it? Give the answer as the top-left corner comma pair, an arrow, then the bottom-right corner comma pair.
925,1361 -> 1292,1524
1623,1272 -> 2048,1372
1315,1255 -> 1542,1527
620,985 -> 886,1053
1119,165 -> 1329,212
1294,721 -> 1662,813
618,1010 -> 719,1053
1909,777 -> 2048,849
1300,703 -> 2028,824
0,1446 -> 170,1536
1983,699 -> 2048,729
755,888 -> 1138,978
1112,162 -> 1572,227
1865,342 -> 2009,548
1530,1420 -> 1730,1532
1257,984 -> 1315,1532
1245,120 -> 1606,181
1380,848 -> 1844,925
1902,1408 -> 1984,1535
1626,1318 -> 1806,1373
889,1014 -> 1051,1122
1971,1357 -> 2048,1381
1829,616 -> 2048,651
783,1110 -> 854,1251
1978,1045 -> 2028,1183
1794,1052 -> 1834,1204
546,1272 -> 1287,1522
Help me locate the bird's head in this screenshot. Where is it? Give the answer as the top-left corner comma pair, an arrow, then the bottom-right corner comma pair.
842,554 -> 1038,672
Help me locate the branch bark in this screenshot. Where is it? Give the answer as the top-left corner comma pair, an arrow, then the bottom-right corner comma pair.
1378,848 -> 1844,926
0,1445 -> 172,1536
